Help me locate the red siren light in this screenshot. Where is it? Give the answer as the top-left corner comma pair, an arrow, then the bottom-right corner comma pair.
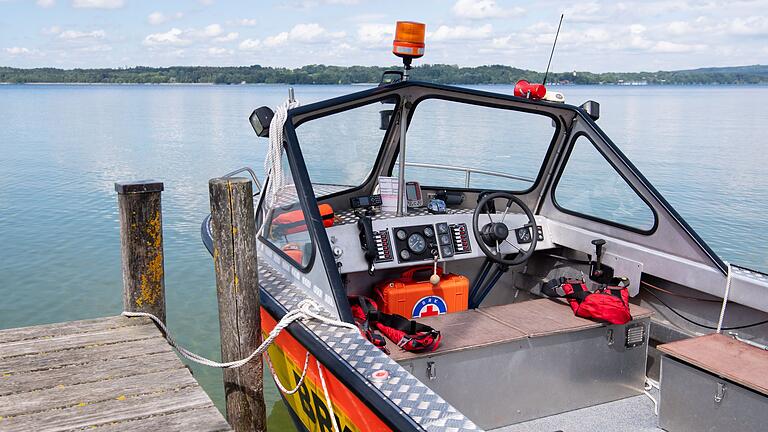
393,21 -> 426,59
514,80 -> 547,100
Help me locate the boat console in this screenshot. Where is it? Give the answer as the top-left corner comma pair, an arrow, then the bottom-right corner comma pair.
326,207 -> 554,275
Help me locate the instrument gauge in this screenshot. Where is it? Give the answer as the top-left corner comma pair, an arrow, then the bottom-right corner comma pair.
400,249 -> 411,260
407,233 -> 427,254
515,226 -> 532,244
396,229 -> 408,241
423,226 -> 435,237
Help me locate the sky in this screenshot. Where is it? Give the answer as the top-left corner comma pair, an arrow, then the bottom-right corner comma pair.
1,0 -> 767,72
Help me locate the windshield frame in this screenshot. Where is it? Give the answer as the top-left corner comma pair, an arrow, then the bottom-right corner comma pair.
387,92 -> 562,194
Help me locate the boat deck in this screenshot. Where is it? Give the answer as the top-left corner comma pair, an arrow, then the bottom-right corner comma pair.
492,389 -> 661,432
0,316 -> 231,432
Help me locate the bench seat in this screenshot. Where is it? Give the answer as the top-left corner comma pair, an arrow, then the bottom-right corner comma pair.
389,298 -> 652,361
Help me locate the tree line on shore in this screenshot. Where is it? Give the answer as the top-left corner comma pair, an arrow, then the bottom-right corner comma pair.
1,64 -> 766,85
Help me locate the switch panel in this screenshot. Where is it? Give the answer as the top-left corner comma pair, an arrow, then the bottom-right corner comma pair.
450,223 -> 471,255
373,229 -> 393,263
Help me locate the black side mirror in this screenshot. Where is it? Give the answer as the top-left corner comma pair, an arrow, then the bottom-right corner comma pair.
580,100 -> 600,121
379,109 -> 394,130
249,106 -> 274,137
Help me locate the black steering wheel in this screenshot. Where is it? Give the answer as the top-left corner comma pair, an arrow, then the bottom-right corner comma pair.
472,192 -> 538,266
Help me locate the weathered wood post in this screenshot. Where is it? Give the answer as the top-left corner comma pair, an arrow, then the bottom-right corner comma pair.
209,177 -> 266,432
115,180 -> 166,323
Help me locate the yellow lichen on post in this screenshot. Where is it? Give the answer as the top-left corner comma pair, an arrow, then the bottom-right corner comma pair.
136,209 -> 164,307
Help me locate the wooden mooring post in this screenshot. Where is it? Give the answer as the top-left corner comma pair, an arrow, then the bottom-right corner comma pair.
115,180 -> 167,324
209,177 -> 266,432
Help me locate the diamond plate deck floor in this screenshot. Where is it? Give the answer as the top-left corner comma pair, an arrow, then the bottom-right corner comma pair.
0,316 -> 231,432
491,389 -> 662,432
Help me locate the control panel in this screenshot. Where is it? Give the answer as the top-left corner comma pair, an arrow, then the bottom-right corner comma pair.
373,229 -> 393,263
393,224 -> 437,263
450,223 -> 472,255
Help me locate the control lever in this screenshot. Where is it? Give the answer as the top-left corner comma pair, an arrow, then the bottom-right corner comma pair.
357,214 -> 377,275
591,239 -> 606,278
589,238 -> 614,284
430,249 -> 440,286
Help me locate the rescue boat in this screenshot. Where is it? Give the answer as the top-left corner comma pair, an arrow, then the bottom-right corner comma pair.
201,21 -> 768,432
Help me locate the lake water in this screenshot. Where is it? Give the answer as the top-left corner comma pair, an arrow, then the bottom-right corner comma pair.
1,83 -> 767,428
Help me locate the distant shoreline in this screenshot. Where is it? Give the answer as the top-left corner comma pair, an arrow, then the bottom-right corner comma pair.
1,81 -> 766,86
2,64 -> 767,86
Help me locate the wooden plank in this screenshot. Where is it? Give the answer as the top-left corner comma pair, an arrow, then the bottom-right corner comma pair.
391,309 -> 526,362
658,333 -> 768,396
0,350 -> 182,396
0,324 -> 159,359
88,405 -> 232,432
480,298 -> 604,337
0,316 -> 151,344
0,386 -> 227,432
1,336 -> 171,374
0,367 -> 197,417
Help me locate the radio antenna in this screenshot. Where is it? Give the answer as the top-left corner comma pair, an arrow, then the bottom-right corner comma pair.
542,14 -> 564,86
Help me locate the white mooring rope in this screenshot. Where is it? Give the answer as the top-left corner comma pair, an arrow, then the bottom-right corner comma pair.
123,299 -> 354,432
263,97 -> 300,210
122,299 -> 356,369
716,263 -> 734,334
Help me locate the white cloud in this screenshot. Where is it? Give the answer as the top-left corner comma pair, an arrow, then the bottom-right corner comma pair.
5,47 -> 33,55
430,24 -> 493,42
357,23 -> 393,46
238,39 -> 261,51
728,16 -> 768,35
148,12 -> 169,25
58,29 -> 106,40
263,32 -> 289,47
36,0 -> 55,8
235,18 -> 257,26
207,47 -> 233,56
143,28 -> 190,46
261,23 -> 345,48
651,41 -> 707,53
72,0 -> 124,9
452,0 -> 523,20
42,26 -> 62,35
214,32 -> 239,43
203,24 -> 223,37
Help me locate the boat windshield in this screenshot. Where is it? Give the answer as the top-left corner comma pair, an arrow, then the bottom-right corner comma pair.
403,98 -> 557,191
295,99 -> 393,194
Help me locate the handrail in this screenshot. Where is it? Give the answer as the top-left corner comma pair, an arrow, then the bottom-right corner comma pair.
223,167 -> 262,194
395,162 -> 534,188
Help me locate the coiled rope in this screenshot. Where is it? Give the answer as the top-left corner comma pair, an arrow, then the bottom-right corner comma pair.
263,97 -> 300,210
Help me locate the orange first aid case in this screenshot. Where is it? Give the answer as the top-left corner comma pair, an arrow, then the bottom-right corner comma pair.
375,266 -> 469,319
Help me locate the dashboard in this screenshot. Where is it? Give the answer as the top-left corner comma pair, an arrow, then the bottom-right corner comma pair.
326,209 -> 554,274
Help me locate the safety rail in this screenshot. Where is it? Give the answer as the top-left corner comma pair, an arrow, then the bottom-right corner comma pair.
223,167 -> 262,195
396,162 -> 534,188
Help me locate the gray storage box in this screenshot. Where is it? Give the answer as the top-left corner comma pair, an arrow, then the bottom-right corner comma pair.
660,356 -> 768,432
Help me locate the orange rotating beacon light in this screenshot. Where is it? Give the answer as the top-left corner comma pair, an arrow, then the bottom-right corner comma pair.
392,21 -> 426,80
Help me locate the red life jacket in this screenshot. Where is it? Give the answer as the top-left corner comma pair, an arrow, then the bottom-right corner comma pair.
541,277 -> 632,325
349,296 -> 441,354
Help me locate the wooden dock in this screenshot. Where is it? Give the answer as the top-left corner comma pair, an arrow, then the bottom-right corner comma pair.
0,315 -> 232,432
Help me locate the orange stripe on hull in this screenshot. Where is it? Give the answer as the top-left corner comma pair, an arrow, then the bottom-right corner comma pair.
261,308 -> 392,432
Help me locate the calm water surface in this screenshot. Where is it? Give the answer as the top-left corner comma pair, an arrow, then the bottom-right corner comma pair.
1,84 -> 766,427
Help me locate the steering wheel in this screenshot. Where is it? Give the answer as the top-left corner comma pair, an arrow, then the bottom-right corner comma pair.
472,192 -> 538,266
